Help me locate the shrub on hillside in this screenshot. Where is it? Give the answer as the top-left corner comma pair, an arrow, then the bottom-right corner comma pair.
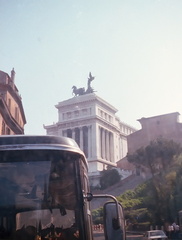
100,168 -> 121,190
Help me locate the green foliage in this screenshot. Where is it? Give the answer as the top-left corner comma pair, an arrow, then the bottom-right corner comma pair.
129,222 -> 151,231
126,138 -> 182,225
100,168 -> 121,190
116,181 -> 154,228
128,138 -> 181,176
117,189 -> 144,209
121,138 -> 182,225
92,139 -> 182,227
92,208 -> 103,224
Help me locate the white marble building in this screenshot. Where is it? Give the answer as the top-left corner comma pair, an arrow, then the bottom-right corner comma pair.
44,93 -> 136,185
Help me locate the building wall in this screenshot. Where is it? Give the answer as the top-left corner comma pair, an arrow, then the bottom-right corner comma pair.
127,112 -> 182,154
44,93 -> 136,175
117,112 -> 182,173
0,69 -> 26,135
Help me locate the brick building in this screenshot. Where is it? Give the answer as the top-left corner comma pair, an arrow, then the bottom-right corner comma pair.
127,112 -> 182,154
117,112 -> 182,172
0,69 -> 26,135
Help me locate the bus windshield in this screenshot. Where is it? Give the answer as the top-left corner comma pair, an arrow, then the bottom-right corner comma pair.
0,149 -> 82,239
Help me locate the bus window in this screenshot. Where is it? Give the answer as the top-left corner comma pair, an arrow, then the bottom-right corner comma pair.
0,150 -> 83,240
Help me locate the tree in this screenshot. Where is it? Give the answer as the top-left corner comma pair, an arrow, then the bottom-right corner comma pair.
117,183 -> 152,230
127,137 -> 181,177
127,137 -> 182,224
92,208 -> 103,224
100,168 -> 121,190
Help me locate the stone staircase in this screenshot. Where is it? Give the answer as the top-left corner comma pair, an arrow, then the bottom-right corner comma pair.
90,174 -> 145,210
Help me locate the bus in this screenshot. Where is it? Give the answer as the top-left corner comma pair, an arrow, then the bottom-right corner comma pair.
0,135 -> 125,240
178,211 -> 182,232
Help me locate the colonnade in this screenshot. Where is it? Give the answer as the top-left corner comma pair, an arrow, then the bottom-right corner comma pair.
62,126 -> 92,158
99,127 -> 114,162
62,125 -> 114,163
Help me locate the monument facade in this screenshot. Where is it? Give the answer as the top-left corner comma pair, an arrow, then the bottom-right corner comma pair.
44,73 -> 136,183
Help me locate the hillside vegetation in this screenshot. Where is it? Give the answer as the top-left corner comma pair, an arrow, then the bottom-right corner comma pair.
92,138 -> 182,230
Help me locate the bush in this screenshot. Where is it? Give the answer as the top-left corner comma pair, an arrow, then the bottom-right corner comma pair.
131,222 -> 151,231
100,169 -> 121,190
92,208 -> 103,224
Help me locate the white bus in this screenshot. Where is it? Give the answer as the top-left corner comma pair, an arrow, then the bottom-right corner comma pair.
0,135 -> 125,240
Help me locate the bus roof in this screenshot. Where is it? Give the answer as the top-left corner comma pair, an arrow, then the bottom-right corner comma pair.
0,135 -> 87,167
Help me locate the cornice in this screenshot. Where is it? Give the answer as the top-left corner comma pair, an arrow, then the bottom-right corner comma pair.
56,93 -> 118,113
45,114 -> 131,135
88,158 -> 116,166
54,116 -> 122,134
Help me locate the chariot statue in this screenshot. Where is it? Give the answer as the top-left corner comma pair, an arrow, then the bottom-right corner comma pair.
72,86 -> 85,96
72,72 -> 95,97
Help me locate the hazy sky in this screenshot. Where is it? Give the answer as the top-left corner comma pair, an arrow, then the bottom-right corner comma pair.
1,0 -> 182,134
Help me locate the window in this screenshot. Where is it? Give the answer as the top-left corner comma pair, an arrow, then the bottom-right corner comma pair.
74,110 -> 79,117
1,121 -> 5,135
105,113 -> 107,120
6,127 -> 10,135
15,107 -> 19,121
67,112 -> 71,119
8,98 -> 11,110
82,109 -> 87,115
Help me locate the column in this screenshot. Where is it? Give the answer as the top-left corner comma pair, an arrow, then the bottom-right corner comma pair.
101,128 -> 103,158
102,128 -> 105,159
91,122 -> 100,159
72,128 -> 75,141
99,127 -> 102,158
75,128 -> 80,147
110,133 -> 114,162
83,126 -> 88,158
80,127 -> 83,151
106,130 -> 109,161
88,125 -> 92,158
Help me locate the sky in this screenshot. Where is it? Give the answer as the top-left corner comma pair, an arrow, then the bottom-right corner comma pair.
1,0 -> 182,134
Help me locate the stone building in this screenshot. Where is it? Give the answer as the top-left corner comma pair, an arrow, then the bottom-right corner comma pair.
0,69 -> 26,135
117,112 -> 182,173
44,91 -> 136,185
127,112 -> 182,154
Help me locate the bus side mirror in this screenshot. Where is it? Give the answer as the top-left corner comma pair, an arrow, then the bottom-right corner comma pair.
103,202 -> 126,240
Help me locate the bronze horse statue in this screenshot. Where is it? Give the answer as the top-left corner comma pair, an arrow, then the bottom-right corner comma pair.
72,86 -> 85,96
72,72 -> 95,96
